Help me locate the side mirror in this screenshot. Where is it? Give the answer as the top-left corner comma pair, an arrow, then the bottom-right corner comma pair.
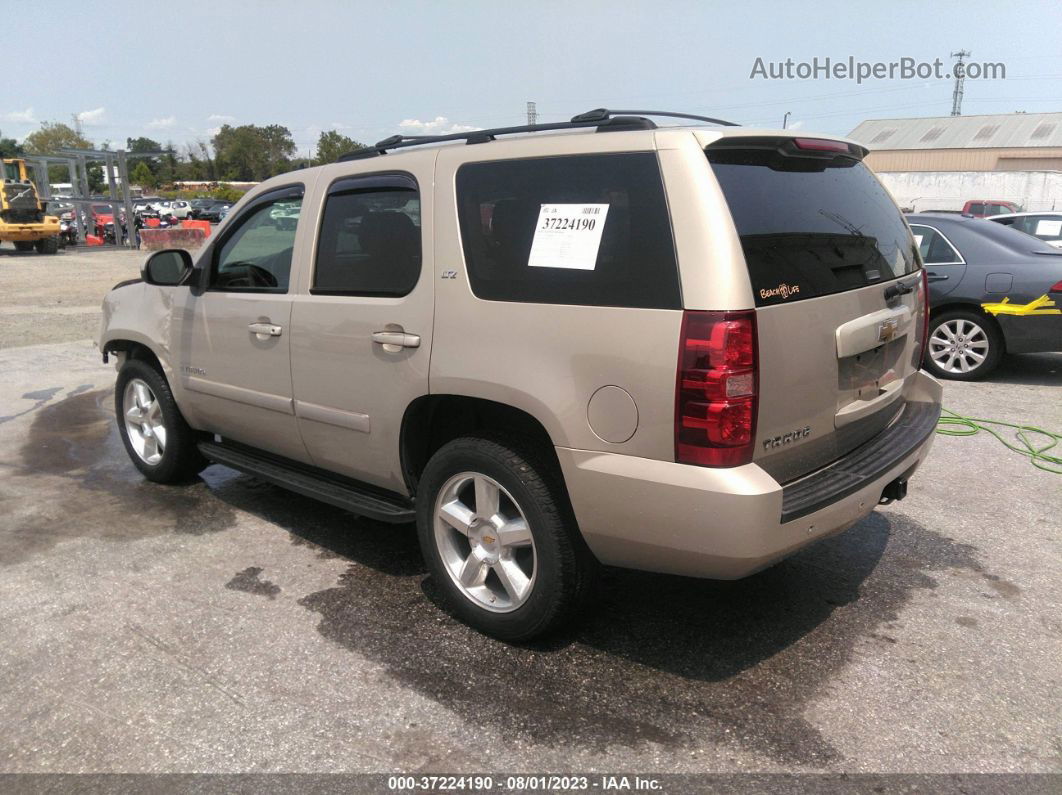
143,249 -> 193,286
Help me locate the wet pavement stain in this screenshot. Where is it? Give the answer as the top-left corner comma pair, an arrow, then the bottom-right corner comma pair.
3,388 -> 238,566
0,386 -> 64,425
981,573 -> 1022,600
226,566 -> 281,599
22,387 -> 63,401
291,506 -> 991,765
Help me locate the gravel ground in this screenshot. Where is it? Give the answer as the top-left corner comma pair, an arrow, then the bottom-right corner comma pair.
0,243 -> 154,348
0,247 -> 1059,777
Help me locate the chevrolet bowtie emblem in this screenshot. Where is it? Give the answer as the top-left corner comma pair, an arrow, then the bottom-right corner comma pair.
878,318 -> 899,343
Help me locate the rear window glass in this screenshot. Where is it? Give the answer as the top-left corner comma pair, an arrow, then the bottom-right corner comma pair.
455,153 -> 681,309
707,148 -> 918,307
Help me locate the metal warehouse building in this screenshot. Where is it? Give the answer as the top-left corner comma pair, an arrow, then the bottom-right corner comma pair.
848,112 -> 1062,212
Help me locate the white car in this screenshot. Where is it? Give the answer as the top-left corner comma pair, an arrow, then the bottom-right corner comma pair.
169,200 -> 193,219
986,211 -> 1062,248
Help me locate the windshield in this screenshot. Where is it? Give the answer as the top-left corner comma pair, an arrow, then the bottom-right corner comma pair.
4,161 -> 21,181
707,147 -> 919,306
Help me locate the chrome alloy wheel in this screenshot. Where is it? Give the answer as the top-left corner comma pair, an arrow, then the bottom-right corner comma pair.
929,317 -> 990,374
433,471 -> 537,613
122,378 -> 167,465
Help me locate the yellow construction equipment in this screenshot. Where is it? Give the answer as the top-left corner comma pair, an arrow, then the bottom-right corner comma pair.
1,158 -> 60,253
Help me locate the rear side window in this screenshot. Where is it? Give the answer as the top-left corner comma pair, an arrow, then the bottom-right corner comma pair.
708,147 -> 918,306
313,184 -> 421,296
455,153 -> 680,309
909,224 -> 963,264
1029,215 -> 1062,242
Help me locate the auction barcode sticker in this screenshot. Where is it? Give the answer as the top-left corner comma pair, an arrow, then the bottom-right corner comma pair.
527,204 -> 609,270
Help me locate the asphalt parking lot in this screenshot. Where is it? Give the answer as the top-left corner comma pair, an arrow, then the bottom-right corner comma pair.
0,244 -> 1059,774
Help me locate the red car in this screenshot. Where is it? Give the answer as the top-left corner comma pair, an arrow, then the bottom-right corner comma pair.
962,199 -> 1021,218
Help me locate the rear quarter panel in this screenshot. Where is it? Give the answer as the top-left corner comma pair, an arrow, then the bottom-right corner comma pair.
431,134 -> 686,460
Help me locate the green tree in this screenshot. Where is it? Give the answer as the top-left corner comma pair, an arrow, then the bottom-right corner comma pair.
87,163 -> 104,194
126,136 -> 162,174
23,121 -> 93,154
23,122 -> 95,186
130,161 -> 156,189
212,124 -> 296,181
0,130 -> 23,158
314,130 -> 365,165
155,143 -> 179,186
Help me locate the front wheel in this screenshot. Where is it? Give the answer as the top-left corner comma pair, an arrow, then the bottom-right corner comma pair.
14,240 -> 35,252
925,310 -> 1004,380
416,436 -> 597,641
35,236 -> 59,254
115,359 -> 207,482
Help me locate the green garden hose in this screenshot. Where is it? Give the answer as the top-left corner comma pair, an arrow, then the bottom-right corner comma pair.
936,407 -> 1062,474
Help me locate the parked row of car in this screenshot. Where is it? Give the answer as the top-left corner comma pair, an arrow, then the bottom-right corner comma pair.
131,197 -> 233,223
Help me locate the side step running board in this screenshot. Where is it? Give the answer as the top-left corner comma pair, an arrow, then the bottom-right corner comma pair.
197,441 -> 415,523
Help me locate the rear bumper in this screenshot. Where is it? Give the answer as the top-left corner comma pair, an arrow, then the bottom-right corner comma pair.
557,370 -> 942,579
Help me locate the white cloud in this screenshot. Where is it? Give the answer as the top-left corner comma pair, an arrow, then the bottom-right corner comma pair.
399,116 -> 478,135
78,107 -> 106,125
146,115 -> 176,130
330,122 -> 350,130
206,127 -> 222,138
207,114 -> 235,124
787,120 -> 804,130
1,107 -> 35,124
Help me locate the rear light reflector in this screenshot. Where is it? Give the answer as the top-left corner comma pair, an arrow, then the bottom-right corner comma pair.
675,310 -> 758,468
793,137 -> 850,153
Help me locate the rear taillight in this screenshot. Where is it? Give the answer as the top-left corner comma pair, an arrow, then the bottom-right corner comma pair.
675,310 -> 758,468
1050,279 -> 1062,293
915,269 -> 930,368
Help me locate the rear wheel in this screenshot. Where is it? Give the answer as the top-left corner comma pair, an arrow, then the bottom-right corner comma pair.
14,241 -> 35,252
925,309 -> 1004,380
115,359 -> 207,483
35,236 -> 59,254
416,436 -> 597,641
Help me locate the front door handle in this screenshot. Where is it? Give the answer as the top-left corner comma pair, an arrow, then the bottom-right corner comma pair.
248,322 -> 283,337
371,330 -> 421,349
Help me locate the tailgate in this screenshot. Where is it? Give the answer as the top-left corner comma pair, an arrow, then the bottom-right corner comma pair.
755,279 -> 922,482
705,137 -> 924,483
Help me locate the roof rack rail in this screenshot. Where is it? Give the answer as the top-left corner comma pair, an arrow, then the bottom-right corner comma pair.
570,108 -> 740,127
337,107 -> 740,161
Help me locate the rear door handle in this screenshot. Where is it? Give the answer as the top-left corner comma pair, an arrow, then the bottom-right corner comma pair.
248,322 -> 283,337
371,331 -> 421,349
925,271 -> 949,282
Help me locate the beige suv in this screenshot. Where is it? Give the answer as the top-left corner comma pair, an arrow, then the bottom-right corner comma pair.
99,108 -> 942,640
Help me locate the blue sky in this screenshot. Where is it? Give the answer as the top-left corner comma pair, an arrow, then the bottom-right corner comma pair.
7,0 -> 1062,156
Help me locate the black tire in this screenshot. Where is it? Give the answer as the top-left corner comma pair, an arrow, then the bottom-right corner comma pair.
14,240 -> 35,252
924,309 -> 1004,381
416,435 -> 598,642
35,236 -> 59,254
115,358 -> 207,483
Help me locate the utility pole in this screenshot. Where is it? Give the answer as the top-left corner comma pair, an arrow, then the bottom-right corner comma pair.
783,111 -> 791,129
71,113 -> 83,136
526,101 -> 537,126
950,50 -> 971,116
